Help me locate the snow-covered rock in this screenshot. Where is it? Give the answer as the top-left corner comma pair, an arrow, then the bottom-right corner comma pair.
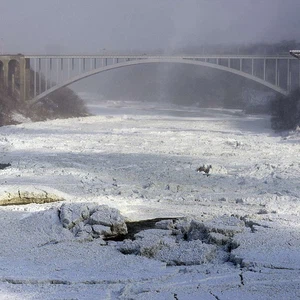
59,203 -> 127,239
118,227 -> 217,266
118,216 -> 245,265
0,186 -> 65,206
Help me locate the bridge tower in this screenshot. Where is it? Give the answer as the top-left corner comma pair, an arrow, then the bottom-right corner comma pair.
0,54 -> 30,102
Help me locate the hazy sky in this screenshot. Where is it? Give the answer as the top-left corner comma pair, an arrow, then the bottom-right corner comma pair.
1,0 -> 300,54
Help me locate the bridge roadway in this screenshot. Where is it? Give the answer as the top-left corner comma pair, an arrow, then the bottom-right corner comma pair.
24,54 -> 297,59
1,54 -> 299,103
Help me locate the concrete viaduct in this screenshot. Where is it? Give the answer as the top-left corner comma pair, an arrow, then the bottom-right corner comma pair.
0,53 -> 299,104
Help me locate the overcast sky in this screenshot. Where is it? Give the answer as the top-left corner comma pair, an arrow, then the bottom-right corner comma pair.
1,0 -> 300,54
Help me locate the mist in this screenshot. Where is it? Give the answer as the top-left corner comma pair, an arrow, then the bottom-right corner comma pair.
1,0 -> 300,54
1,0 -> 300,110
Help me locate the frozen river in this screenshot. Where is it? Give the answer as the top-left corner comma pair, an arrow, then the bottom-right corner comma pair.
0,98 -> 299,299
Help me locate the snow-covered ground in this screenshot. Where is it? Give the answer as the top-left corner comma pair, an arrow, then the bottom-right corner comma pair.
0,97 -> 299,299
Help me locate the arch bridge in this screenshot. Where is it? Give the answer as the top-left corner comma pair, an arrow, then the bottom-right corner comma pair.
0,53 -> 299,104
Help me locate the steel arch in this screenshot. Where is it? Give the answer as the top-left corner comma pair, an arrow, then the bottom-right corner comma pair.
30,58 -> 288,105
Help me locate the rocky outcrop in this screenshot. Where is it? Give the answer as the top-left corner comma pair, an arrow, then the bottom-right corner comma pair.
0,186 -> 65,206
0,163 -> 11,170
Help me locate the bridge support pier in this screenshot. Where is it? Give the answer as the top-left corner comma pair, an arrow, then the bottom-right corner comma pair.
19,57 -> 26,102
3,60 -> 8,87
0,55 -> 29,101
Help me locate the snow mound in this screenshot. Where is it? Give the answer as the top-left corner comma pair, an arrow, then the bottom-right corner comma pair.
11,112 -> 32,124
59,203 -> 127,241
118,216 -> 245,265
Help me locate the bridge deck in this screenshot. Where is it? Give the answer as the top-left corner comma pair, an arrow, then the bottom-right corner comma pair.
23,54 -> 295,60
